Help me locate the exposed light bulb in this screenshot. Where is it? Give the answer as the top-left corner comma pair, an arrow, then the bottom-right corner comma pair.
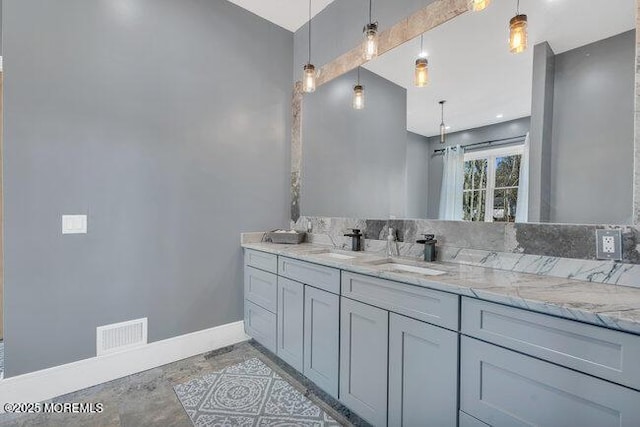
468,0 -> 491,12
363,23 -> 379,60
509,14 -> 528,54
302,64 -> 316,93
353,84 -> 365,110
414,58 -> 429,88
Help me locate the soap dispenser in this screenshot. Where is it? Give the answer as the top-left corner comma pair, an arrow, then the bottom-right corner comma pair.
416,234 -> 437,262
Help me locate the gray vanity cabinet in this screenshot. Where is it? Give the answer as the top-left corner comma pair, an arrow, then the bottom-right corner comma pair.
339,297 -> 389,427
303,285 -> 340,399
277,277 -> 304,372
460,336 -> 640,427
388,313 -> 458,427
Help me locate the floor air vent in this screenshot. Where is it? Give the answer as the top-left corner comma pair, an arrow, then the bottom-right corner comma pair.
96,318 -> 148,356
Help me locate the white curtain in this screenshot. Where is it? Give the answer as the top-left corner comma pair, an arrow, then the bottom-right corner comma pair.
439,145 -> 465,220
515,132 -> 530,223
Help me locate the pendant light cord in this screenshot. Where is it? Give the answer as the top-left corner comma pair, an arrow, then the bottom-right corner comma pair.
357,67 -> 361,85
420,34 -> 424,54
308,0 -> 312,64
516,0 -> 520,14
369,0 -> 373,24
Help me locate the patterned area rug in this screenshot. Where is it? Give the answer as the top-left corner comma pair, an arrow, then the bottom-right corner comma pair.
174,358 -> 340,426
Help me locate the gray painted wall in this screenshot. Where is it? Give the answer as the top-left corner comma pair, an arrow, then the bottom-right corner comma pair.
293,0 -> 436,82
529,42 -> 555,222
301,68 -> 408,218
3,0 -> 292,376
406,131 -> 430,218
550,30 -> 635,225
426,117 -> 532,219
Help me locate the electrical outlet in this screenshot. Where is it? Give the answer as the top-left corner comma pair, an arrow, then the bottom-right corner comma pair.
596,229 -> 622,261
602,236 -> 616,254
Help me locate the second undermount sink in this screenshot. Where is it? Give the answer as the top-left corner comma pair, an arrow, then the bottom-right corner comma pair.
369,260 -> 447,276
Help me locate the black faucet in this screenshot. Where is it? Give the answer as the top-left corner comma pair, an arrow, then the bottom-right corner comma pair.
344,229 -> 364,252
416,234 -> 437,262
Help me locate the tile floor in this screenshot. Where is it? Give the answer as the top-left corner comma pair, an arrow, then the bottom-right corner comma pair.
0,341 -> 369,427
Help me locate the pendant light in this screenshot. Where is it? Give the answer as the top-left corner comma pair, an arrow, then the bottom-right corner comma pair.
302,0 -> 316,93
353,68 -> 365,110
363,0 -> 379,60
439,100 -> 447,144
414,34 -> 429,88
509,0 -> 528,54
468,0 -> 491,12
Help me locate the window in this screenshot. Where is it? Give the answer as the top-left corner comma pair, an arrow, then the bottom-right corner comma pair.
463,145 -> 523,222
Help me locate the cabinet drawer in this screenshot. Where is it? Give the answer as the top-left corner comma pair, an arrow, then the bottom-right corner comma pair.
244,248 -> 278,274
341,272 -> 459,330
462,298 -> 640,390
244,300 -> 276,353
244,266 -> 277,312
460,337 -> 640,427
279,257 -> 340,294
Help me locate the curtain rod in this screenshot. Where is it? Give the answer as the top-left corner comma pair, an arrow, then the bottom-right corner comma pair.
433,135 -> 527,154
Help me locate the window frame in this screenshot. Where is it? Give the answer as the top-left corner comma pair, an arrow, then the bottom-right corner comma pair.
463,145 -> 524,223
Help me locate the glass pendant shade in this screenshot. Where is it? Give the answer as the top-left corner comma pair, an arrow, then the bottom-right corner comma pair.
468,0 -> 491,12
439,100 -> 446,144
302,64 -> 316,93
363,23 -> 379,60
353,85 -> 365,110
414,58 -> 429,87
509,14 -> 528,54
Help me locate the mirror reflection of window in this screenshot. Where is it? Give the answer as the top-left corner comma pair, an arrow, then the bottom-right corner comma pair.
463,147 -> 523,223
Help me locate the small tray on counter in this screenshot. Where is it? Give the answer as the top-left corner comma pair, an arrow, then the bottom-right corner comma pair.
265,230 -> 306,244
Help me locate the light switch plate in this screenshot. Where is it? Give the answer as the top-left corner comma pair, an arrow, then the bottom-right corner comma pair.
62,215 -> 87,234
596,229 -> 622,261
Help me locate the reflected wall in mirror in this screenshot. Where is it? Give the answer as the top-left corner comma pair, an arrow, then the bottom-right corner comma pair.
301,0 -> 636,225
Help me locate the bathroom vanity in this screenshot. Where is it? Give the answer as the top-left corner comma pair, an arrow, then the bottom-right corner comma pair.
242,242 -> 640,427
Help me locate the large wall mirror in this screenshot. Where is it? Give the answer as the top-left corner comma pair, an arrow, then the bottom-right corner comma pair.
301,0 -> 636,225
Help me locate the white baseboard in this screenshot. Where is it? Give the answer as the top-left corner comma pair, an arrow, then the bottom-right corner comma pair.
0,321 -> 249,408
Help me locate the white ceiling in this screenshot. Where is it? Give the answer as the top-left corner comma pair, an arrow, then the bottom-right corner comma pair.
226,0 -> 336,32
364,0 -> 636,137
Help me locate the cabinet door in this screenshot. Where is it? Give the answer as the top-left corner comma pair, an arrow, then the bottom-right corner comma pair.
388,313 -> 458,427
461,336 -> 640,427
340,297 -> 389,427
303,286 -> 340,399
277,277 -> 304,372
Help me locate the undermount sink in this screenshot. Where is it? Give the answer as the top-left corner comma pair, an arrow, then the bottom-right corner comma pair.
306,249 -> 357,260
369,260 -> 447,276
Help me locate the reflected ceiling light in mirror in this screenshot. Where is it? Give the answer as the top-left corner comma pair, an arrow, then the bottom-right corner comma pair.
509,0 -> 528,54
353,68 -> 365,110
439,100 -> 447,144
302,0 -> 316,93
468,0 -> 491,12
363,0 -> 379,60
496,114 -> 504,118
415,34 -> 429,88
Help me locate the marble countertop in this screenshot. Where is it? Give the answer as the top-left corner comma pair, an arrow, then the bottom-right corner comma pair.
242,241 -> 640,336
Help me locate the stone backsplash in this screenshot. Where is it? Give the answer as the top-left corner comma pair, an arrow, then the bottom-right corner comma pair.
290,216 -> 640,288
